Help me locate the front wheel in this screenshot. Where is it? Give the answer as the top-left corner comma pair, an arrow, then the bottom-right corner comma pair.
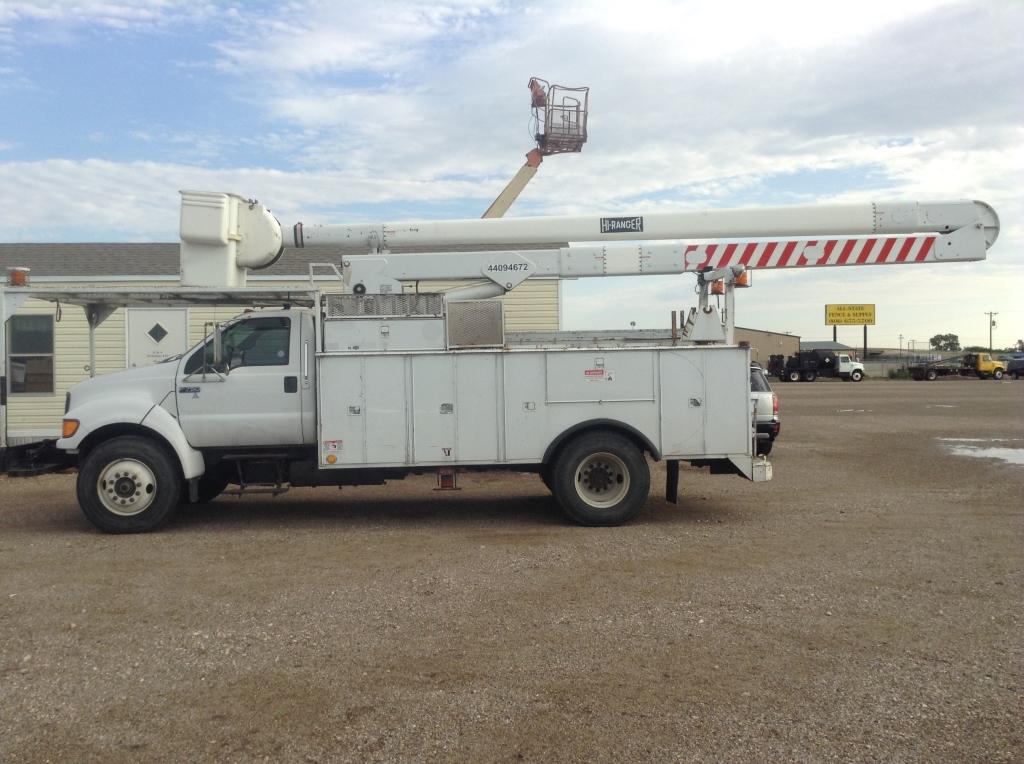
551,431 -> 650,526
787,370 -> 801,383
77,436 -> 181,533
850,369 -> 864,382
926,369 -> 938,381
993,369 -> 1004,380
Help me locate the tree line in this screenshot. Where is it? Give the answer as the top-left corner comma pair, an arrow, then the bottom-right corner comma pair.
928,334 -> 1024,353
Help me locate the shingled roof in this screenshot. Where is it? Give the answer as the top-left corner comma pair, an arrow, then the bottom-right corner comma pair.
0,242 -> 567,279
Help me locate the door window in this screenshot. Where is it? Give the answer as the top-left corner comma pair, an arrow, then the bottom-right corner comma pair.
185,316 -> 291,374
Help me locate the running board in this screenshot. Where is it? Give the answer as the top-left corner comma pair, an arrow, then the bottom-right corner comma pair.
222,484 -> 291,497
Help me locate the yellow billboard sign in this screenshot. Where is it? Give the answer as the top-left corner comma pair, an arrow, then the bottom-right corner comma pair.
825,304 -> 875,325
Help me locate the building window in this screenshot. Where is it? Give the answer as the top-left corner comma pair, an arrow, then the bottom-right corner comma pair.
8,315 -> 55,394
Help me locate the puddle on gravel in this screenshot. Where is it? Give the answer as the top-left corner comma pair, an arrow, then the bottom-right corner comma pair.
938,438 -> 1024,466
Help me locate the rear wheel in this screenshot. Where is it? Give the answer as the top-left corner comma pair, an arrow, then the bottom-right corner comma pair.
551,431 -> 650,526
77,436 -> 181,533
540,465 -> 555,495
926,369 -> 937,381
802,370 -> 817,382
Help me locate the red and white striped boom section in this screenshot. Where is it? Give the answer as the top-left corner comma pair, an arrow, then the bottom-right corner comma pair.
292,199 -> 998,292
682,233 -> 940,270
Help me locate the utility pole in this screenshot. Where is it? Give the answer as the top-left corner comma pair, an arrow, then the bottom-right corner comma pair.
985,311 -> 999,352
899,333 -> 904,359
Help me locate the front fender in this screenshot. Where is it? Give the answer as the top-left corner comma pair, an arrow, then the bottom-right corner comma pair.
58,395 -> 156,450
140,405 -> 205,480
58,397 -> 205,480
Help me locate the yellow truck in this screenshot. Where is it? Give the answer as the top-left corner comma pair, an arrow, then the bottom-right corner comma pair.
910,353 -> 1006,381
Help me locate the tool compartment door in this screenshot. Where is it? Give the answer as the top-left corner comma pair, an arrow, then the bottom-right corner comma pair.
411,355 -> 456,463
318,355 -> 407,465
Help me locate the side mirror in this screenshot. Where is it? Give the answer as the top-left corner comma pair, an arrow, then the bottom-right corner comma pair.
197,321 -> 228,376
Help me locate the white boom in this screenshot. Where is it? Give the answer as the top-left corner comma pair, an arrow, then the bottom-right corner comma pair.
293,199 -> 998,249
178,193 -> 999,293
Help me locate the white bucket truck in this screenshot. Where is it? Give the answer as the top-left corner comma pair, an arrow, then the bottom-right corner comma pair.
0,192 -> 999,532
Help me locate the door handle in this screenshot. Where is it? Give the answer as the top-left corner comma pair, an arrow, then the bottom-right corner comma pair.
284,376 -> 298,393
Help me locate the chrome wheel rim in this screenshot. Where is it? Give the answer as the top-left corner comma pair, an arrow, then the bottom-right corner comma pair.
574,452 -> 629,508
97,459 -> 157,516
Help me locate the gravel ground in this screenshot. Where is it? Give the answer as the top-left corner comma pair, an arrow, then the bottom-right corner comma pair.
1,379 -> 1021,762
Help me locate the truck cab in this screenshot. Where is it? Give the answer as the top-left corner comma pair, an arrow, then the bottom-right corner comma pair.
963,353 -> 1006,379
835,354 -> 865,381
175,310 -> 317,447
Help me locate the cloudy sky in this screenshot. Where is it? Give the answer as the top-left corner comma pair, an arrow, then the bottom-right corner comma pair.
1,0 -> 1021,348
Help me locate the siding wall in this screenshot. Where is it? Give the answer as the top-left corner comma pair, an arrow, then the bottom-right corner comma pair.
734,327 -> 800,366
6,277 -> 559,436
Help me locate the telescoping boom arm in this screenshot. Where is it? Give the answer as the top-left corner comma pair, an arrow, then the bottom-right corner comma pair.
178,193 -> 998,292
283,199 -> 999,296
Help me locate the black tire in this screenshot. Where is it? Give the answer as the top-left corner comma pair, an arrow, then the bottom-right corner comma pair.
787,370 -> 801,383
802,370 -> 817,382
539,465 -> 555,495
926,369 -> 937,381
993,369 -> 1004,380
1013,372 -> 1020,380
756,440 -> 773,456
76,436 -> 181,533
850,369 -> 864,382
550,431 -> 650,526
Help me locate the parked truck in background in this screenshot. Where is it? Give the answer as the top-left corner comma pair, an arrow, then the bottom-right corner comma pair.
767,349 -> 865,383
909,352 -> 1006,381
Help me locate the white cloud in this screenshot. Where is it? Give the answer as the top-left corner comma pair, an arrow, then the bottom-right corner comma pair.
0,1 -> 216,31
213,1 -> 507,76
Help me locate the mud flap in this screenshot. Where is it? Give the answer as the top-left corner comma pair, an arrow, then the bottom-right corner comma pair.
665,460 -> 679,504
728,455 -> 773,482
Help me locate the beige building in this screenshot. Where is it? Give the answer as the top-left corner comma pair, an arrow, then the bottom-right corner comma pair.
1,243 -> 561,444
734,326 -> 800,366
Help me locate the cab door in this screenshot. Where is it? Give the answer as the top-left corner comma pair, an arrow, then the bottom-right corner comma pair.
176,314 -> 305,447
